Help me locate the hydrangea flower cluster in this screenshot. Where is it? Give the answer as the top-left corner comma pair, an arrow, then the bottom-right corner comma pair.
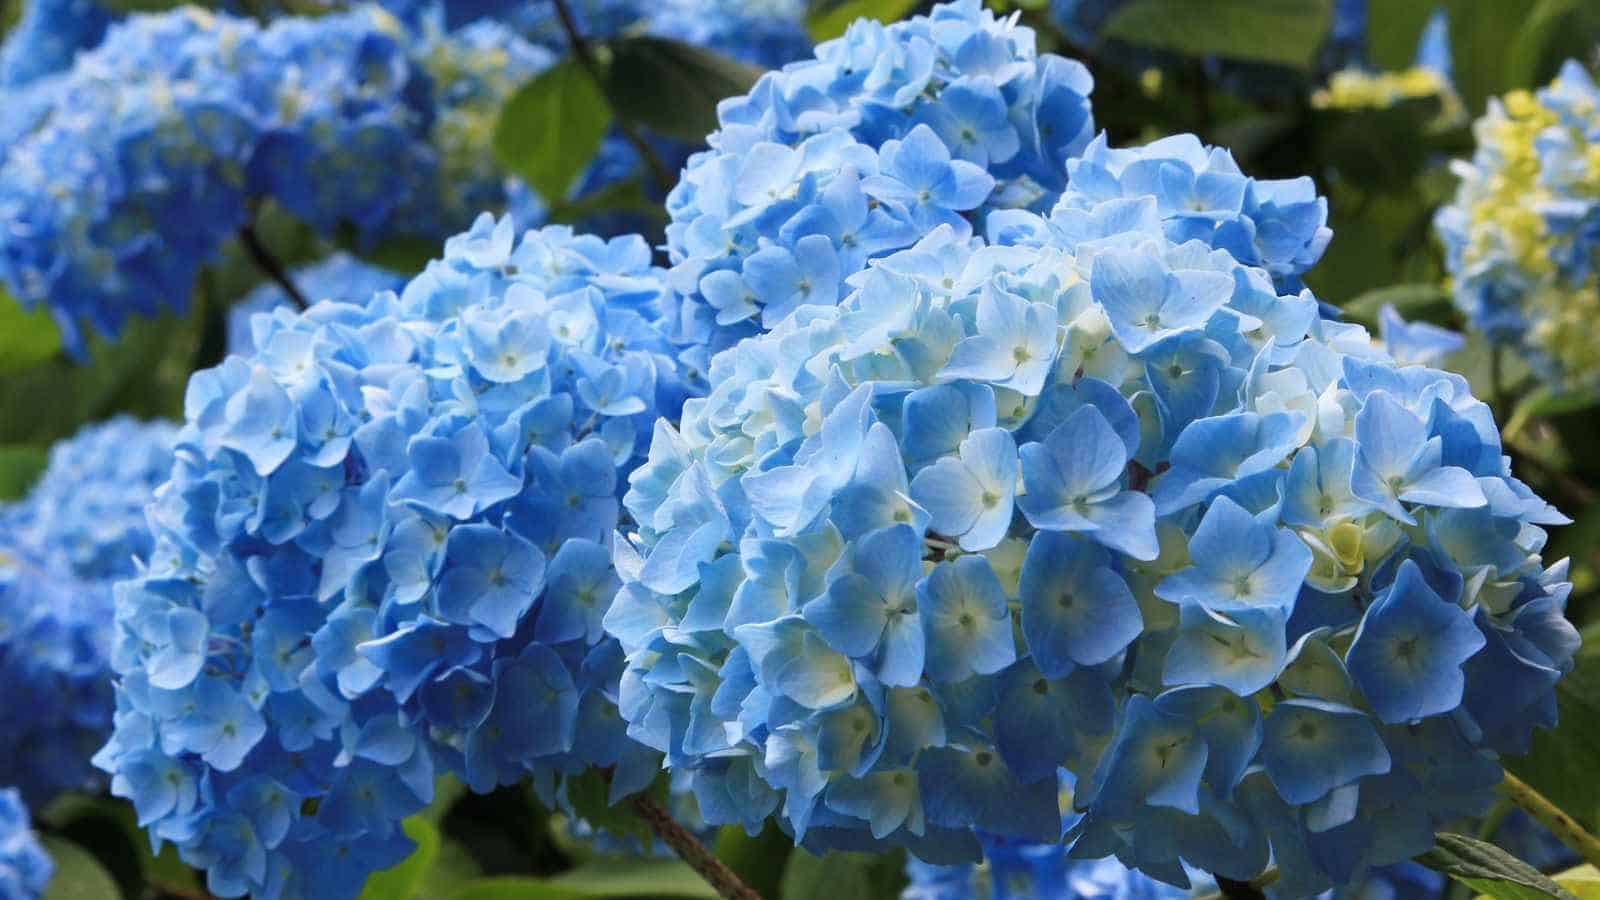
662,0 -> 1098,350
96,214 -> 704,900
404,19 -> 556,235
0,0 -> 112,88
0,6 -> 438,356
903,839 -> 1199,900
2,416 -> 177,582
496,0 -> 807,67
609,133 -> 1578,892
0,789 -> 51,900
227,255 -> 405,356
1436,60 -> 1600,392
0,417 -> 175,807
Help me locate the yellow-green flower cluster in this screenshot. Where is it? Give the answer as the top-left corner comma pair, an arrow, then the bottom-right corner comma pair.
1437,60 -> 1600,390
1312,66 -> 1463,123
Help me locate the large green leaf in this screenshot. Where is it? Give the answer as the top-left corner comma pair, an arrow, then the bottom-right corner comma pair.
1417,832 -> 1577,900
1366,0 -> 1439,72
549,859 -> 718,898
494,59 -> 613,202
780,848 -> 909,900
1444,0 -> 1533,114
445,860 -> 716,900
805,0 -> 921,43
1504,0 -> 1600,99
603,37 -> 762,144
40,837 -> 122,900
0,291 -> 61,374
1341,282 -> 1453,327
1100,0 -> 1334,70
1504,640 -> 1600,833
359,817 -> 441,900
448,879 -> 588,900
713,823 -> 792,899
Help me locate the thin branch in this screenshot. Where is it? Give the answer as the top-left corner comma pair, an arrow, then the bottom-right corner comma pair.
238,224 -> 308,311
629,794 -> 761,900
549,0 -> 674,192
1497,769 -> 1600,871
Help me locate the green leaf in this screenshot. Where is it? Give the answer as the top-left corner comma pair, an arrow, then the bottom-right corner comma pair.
1504,640 -> 1600,834
40,837 -> 122,900
0,445 -> 47,501
603,37 -> 762,143
1366,0 -> 1439,71
1504,0 -> 1600,98
1510,387 -> 1600,424
1100,0 -> 1334,69
359,817 -> 441,900
1417,832 -> 1577,900
779,848 -> 909,900
1444,0 -> 1533,114
1341,282 -> 1453,327
561,770 -> 664,852
805,0 -> 921,43
494,59 -> 613,202
0,291 -> 61,374
448,878 -> 588,900
549,858 -> 718,898
1550,865 -> 1600,900
713,823 -> 792,899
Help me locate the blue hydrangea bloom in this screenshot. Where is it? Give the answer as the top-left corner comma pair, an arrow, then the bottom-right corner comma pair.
0,418 -> 174,808
0,789 -> 51,900
1377,304 -> 1463,367
904,837 -> 1203,899
1436,60 -> 1600,391
0,0 -> 112,88
228,254 -> 405,355
662,0 -> 1097,350
610,127 -> 1577,891
0,7 -> 442,356
96,215 -> 705,900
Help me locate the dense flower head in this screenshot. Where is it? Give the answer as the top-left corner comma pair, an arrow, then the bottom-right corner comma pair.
0,5 -> 441,356
2,416 -> 177,582
0,0 -> 112,88
609,134 -> 1578,892
0,418 -> 174,807
903,838 -> 1200,899
96,214 -> 703,900
661,0 -> 1097,350
402,18 -> 556,235
646,0 -> 810,69
0,789 -> 51,900
1436,60 -> 1600,391
228,254 -> 406,356
1044,134 -> 1331,290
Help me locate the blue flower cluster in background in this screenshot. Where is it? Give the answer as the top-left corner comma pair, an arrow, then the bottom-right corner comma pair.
227,254 -> 404,355
0,0 -> 111,88
95,214 -> 706,899
1436,61 -> 1600,392
0,417 -> 174,808
0,789 -> 51,900
611,98 -> 1577,892
662,0 -> 1097,351
0,6 -> 436,356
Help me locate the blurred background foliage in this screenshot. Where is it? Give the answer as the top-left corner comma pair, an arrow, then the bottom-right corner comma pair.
5,1 -> 1600,898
